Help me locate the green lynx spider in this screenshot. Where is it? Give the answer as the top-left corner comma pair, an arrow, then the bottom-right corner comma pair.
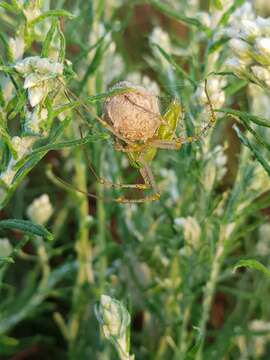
56,79 -> 216,204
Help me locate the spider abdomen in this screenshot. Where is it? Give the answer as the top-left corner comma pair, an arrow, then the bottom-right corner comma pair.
104,81 -> 160,141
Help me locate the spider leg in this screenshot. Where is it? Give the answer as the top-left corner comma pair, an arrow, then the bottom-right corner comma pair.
47,162 -> 159,204
78,127 -> 150,190
116,154 -> 160,204
148,79 -> 217,150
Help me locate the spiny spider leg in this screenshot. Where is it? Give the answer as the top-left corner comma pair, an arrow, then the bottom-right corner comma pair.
79,127 -> 150,190
48,160 -> 158,204
146,79 -> 217,150
115,155 -> 161,204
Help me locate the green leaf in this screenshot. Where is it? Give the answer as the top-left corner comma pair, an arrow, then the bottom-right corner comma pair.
224,80 -> 248,96
14,133 -> 108,171
211,0 -> 223,10
151,43 -> 196,88
79,40 -> 107,91
41,18 -> 58,58
29,9 -> 75,26
57,21 -> 66,63
233,125 -> 270,177
208,37 -> 229,54
217,0 -> 245,27
0,1 -> 21,14
148,0 -> 207,30
217,108 -> 270,128
0,219 -> 54,241
219,108 -> 270,155
0,33 -> 14,63
234,259 -> 270,278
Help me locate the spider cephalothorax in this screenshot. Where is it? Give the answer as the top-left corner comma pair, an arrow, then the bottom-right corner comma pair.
104,81 -> 161,142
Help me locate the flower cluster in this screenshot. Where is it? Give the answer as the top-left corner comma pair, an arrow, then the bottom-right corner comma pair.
0,238 -> 13,258
15,56 -> 63,108
95,295 -> 134,360
223,5 -> 270,89
26,194 -> 53,225
0,56 -> 65,191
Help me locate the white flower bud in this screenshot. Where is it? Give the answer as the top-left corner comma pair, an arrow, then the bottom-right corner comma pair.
241,20 -> 260,40
26,194 -> 53,225
229,38 -> 250,59
95,295 -> 133,360
150,27 -> 171,53
15,57 -> 63,76
28,85 -> 47,107
24,74 -> 45,89
24,106 -> 48,135
225,57 -> 248,78
174,217 -> 201,248
9,37 -> 24,61
195,11 -> 211,28
0,238 -> 12,258
254,37 -> 270,64
256,17 -> 270,37
22,0 -> 41,22
195,77 -> 226,109
15,57 -> 63,108
251,65 -> 270,82
12,136 -> 35,158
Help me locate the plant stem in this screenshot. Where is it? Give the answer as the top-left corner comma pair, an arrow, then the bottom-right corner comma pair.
195,225 -> 226,360
69,144 -> 94,352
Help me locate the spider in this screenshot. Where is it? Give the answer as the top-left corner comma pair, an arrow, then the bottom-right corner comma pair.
55,79 -> 216,204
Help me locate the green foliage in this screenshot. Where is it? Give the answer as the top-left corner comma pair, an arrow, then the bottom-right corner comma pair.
234,259 -> 270,278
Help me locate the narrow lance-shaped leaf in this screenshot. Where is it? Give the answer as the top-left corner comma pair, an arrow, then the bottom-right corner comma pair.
41,18 -> 58,58
0,219 -> 54,241
147,0 -> 207,30
29,9 -> 75,26
233,125 -> 270,177
151,43 -> 196,88
234,259 -> 270,278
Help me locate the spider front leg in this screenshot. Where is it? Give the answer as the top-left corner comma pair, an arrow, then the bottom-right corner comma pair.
151,79 -> 217,150
115,157 -> 161,204
81,138 -> 150,191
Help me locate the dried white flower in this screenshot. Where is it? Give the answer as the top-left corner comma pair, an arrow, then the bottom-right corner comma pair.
174,216 -> 201,252
251,65 -> 270,86
150,27 -> 171,53
256,17 -> 270,36
225,57 -> 248,78
241,19 -> 260,40
9,37 -> 24,61
195,11 -> 211,28
95,295 -> 134,360
24,106 -> 48,135
26,194 -> 53,225
229,38 -> 250,59
0,238 -> 13,258
257,224 -> 270,255
248,320 -> 270,358
15,57 -> 63,107
159,168 -> 179,202
0,136 -> 36,187
254,37 -> 270,64
22,0 -> 41,22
